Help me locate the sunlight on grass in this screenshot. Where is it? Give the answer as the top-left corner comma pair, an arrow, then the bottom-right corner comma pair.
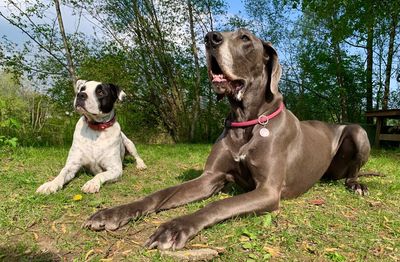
0,145 -> 399,261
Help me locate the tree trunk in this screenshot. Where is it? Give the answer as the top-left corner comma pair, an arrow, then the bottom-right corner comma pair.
207,0 -> 214,31
131,0 -> 188,142
188,0 -> 201,141
54,0 -> 77,84
333,42 -> 348,122
366,20 -> 374,120
382,14 -> 398,110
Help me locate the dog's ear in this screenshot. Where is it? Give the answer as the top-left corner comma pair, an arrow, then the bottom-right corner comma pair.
109,84 -> 126,102
118,90 -> 126,101
75,79 -> 87,93
262,41 -> 282,95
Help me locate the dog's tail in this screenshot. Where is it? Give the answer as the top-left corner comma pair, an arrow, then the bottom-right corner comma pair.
358,171 -> 384,177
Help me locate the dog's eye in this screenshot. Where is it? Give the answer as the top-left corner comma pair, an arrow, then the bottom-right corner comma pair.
97,89 -> 104,96
241,35 -> 250,42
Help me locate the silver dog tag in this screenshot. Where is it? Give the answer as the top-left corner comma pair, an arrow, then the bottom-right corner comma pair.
259,127 -> 270,137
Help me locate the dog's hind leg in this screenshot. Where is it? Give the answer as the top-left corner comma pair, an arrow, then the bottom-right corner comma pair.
343,125 -> 371,195
325,125 -> 370,195
121,132 -> 147,170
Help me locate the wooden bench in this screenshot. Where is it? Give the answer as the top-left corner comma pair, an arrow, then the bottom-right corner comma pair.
365,109 -> 400,147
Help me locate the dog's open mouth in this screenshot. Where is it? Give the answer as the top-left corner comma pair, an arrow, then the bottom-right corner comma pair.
209,55 -> 245,98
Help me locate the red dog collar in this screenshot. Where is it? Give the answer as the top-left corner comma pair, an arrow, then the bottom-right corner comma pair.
85,115 -> 116,131
226,102 -> 285,128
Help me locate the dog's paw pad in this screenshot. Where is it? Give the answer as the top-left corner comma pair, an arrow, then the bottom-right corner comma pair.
82,179 -> 101,193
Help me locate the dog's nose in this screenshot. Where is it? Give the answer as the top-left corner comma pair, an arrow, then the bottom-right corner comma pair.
77,92 -> 88,100
205,31 -> 223,48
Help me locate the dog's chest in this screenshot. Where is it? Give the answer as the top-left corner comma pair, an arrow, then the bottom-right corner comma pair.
71,119 -> 123,166
228,131 -> 263,169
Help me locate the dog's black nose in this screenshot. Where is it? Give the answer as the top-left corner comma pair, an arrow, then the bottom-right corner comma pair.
205,31 -> 223,48
77,92 -> 88,100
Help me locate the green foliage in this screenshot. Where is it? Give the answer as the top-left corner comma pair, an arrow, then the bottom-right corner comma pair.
0,136 -> 18,147
1,0 -> 400,145
326,251 -> 346,262
0,70 -> 79,146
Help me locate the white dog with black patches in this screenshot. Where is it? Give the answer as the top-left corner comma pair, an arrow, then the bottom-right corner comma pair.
36,80 -> 147,194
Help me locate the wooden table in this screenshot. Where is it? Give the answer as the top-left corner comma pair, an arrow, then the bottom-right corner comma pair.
365,109 -> 400,147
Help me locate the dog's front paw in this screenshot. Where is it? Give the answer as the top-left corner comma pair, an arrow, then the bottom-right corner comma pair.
83,204 -> 140,231
81,179 -> 101,193
136,159 -> 147,170
36,181 -> 62,194
145,218 -> 198,250
136,162 -> 147,170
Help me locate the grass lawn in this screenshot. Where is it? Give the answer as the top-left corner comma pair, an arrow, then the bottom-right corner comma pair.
0,144 -> 399,261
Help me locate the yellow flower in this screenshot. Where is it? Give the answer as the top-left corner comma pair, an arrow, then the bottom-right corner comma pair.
73,194 -> 83,201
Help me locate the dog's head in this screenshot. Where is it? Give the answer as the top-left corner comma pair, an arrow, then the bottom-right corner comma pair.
74,80 -> 126,120
205,28 -> 281,102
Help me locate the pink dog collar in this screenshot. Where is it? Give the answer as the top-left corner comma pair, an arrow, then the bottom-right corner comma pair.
226,102 -> 285,128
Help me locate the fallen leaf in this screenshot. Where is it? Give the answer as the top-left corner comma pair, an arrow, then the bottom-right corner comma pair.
367,200 -> 382,207
324,247 -> 338,252
51,222 -> 57,232
309,199 -> 325,205
150,219 -> 163,225
122,249 -> 132,256
61,224 -> 67,234
301,241 -> 316,254
161,248 -> 219,261
263,245 -> 280,257
84,249 -> 95,261
191,244 -> 209,248
131,240 -> 141,245
239,235 -> 251,242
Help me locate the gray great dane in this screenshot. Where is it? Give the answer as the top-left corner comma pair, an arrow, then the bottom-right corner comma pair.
83,29 -> 370,250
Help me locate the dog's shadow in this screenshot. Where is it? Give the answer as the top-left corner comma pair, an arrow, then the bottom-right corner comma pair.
123,157 -> 134,167
178,169 -> 245,196
177,169 -> 203,181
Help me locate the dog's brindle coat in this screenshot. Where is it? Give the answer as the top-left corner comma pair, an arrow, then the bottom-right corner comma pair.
84,29 -> 370,250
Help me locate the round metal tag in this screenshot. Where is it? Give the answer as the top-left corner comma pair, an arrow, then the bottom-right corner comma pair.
259,127 -> 270,137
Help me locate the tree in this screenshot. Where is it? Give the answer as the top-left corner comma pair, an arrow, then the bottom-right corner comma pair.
382,11 -> 399,109
0,0 -> 78,84
54,0 -> 77,83
69,0 -> 229,142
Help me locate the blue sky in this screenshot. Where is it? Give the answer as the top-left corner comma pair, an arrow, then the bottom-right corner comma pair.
0,1 -> 247,45
1,1 -> 398,94
227,0 -> 245,14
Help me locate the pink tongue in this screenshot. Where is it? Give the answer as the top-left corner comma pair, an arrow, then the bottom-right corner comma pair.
212,74 -> 227,82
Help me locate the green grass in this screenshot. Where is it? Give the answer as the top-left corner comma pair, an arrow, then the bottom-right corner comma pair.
0,145 -> 399,261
